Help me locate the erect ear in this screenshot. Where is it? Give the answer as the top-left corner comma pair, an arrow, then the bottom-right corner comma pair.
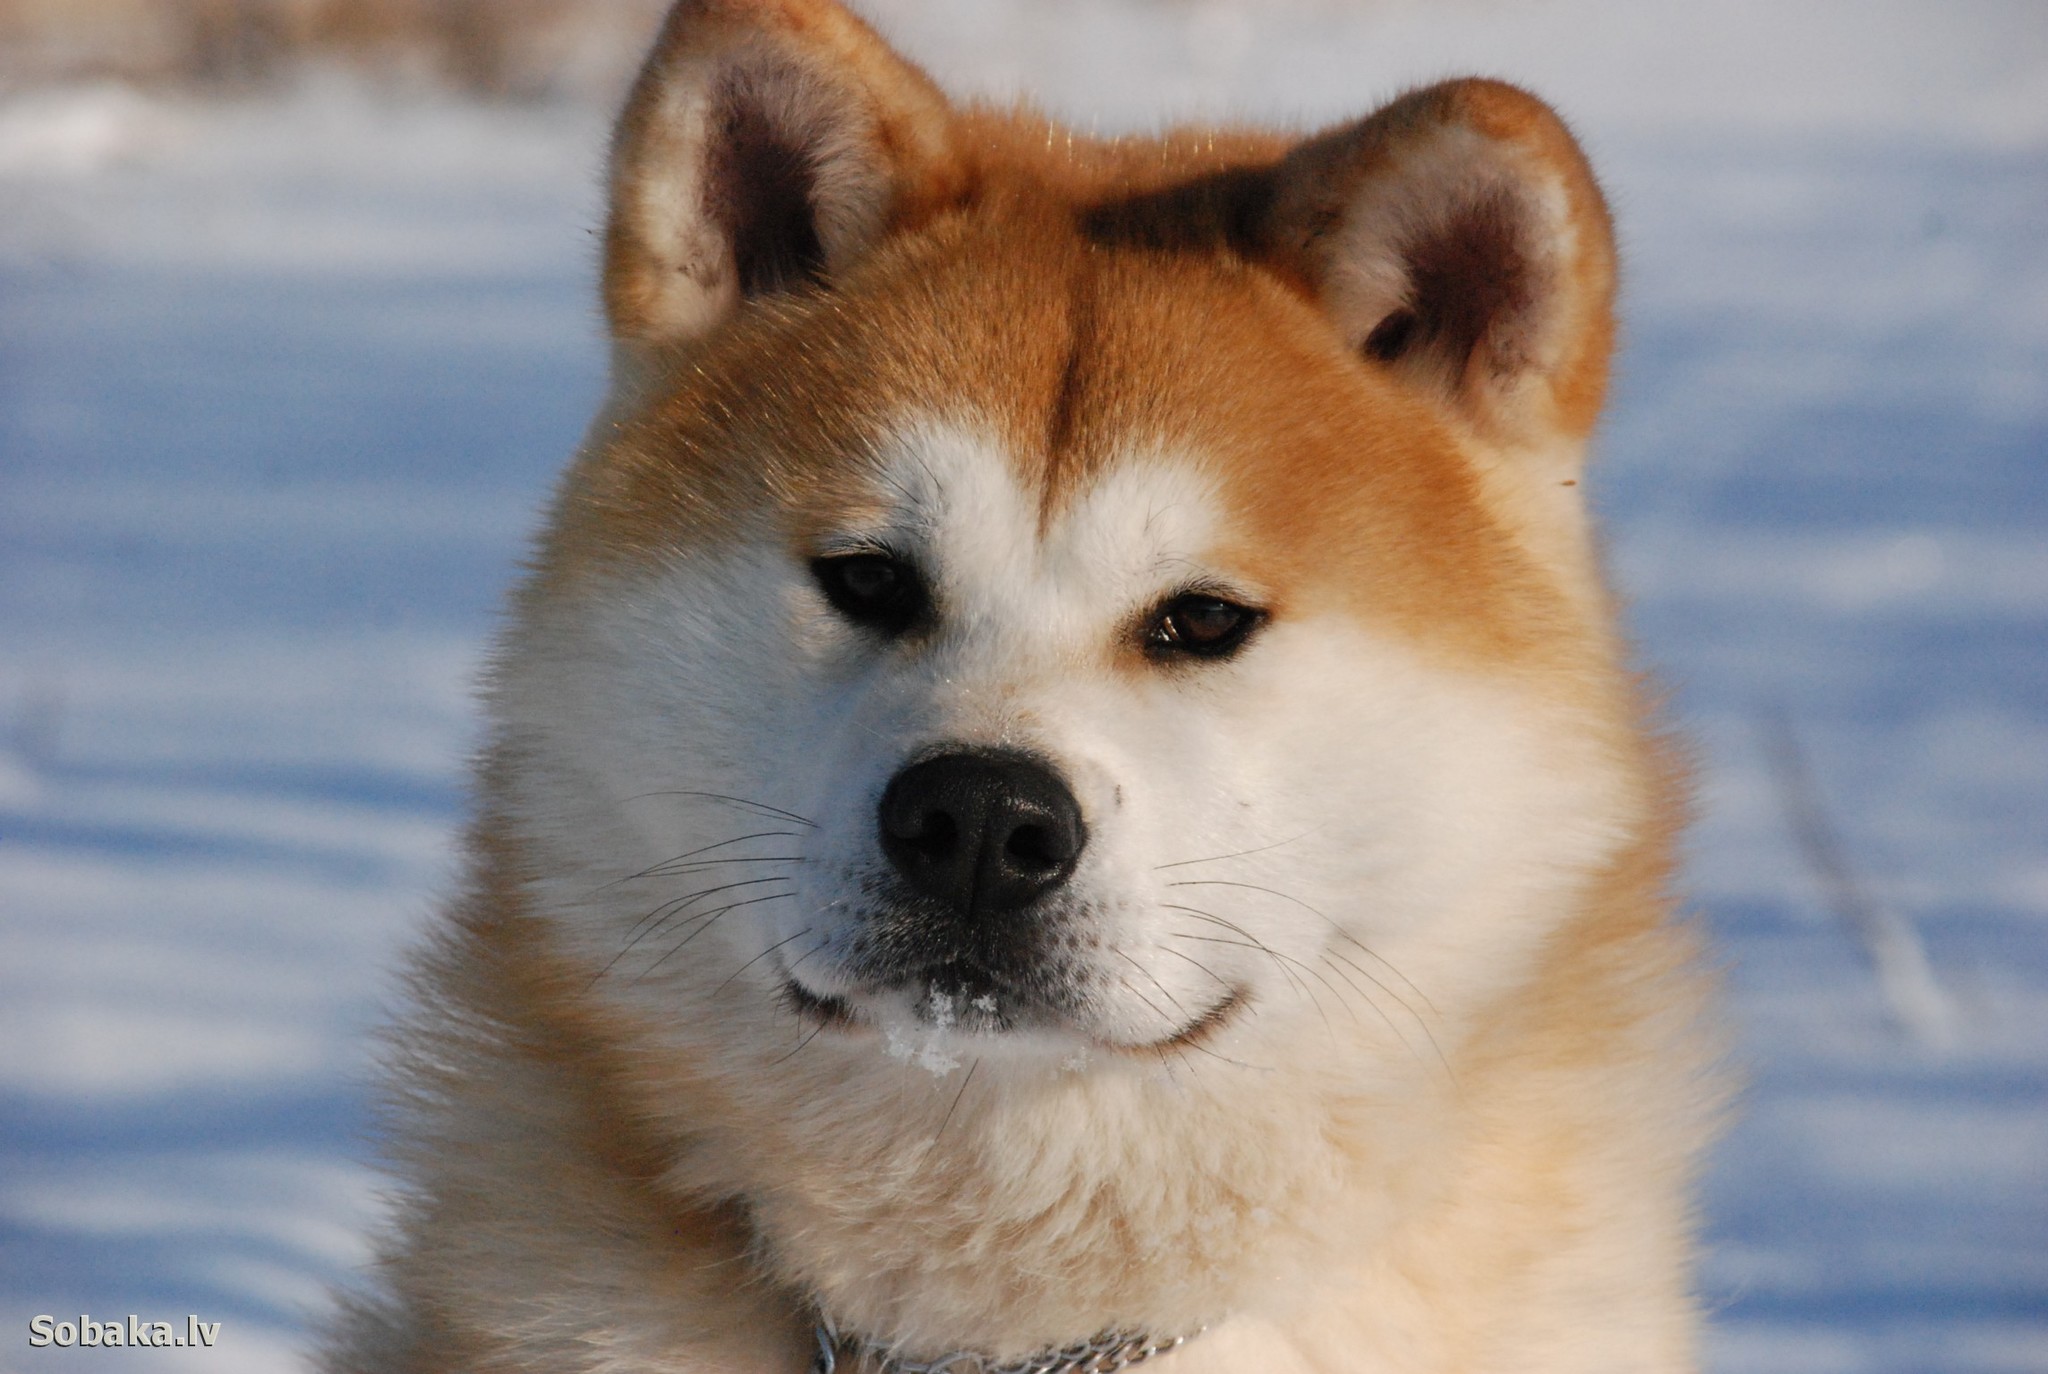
1263,79 -> 1616,449
602,0 -> 965,352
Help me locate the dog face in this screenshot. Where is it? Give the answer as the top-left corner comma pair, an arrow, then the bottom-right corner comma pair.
503,190 -> 1629,1076
453,2 -> 1676,1354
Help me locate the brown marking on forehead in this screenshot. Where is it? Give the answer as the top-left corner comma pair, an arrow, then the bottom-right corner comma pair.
543,107 -> 1579,669
1038,264 -> 1095,522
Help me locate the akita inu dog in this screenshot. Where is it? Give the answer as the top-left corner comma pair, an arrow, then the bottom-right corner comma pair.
322,2 -> 1724,1370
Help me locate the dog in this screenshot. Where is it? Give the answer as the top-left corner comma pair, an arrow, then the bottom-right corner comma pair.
320,2 -> 1724,1370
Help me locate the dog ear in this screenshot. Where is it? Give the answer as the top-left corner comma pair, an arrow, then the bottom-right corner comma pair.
1263,79 -> 1616,449
602,0 -> 964,351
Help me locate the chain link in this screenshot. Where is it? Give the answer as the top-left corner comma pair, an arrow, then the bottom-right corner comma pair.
811,1317 -> 1201,1374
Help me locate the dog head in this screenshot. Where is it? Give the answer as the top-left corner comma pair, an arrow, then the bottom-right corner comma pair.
487,0 -> 1645,1347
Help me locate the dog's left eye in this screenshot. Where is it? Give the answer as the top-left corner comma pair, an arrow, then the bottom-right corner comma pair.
1145,593 -> 1264,659
811,553 -> 927,636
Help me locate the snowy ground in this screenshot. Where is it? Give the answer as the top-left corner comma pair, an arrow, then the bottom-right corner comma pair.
2,3 -> 2044,1371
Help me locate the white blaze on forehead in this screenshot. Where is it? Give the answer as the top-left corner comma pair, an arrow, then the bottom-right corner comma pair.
855,418 -> 1234,648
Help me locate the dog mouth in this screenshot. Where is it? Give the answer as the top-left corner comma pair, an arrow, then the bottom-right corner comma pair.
780,960 -> 1029,1035
779,966 -> 1247,1054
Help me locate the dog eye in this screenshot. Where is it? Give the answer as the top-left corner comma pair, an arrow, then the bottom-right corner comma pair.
1145,593 -> 1263,659
811,553 -> 927,635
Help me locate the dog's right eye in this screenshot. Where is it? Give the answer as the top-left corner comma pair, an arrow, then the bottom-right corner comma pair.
810,553 -> 927,636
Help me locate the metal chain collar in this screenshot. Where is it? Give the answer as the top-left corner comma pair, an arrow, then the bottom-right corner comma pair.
810,1316 -> 1202,1374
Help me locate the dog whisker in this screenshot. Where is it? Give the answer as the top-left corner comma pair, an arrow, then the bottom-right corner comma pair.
1114,947 -> 1191,1022
1168,932 -> 1330,1033
1152,991 -> 1271,1074
638,855 -> 807,880
1321,927 -> 1442,1020
1154,943 -> 1230,992
1152,1041 -> 1195,1086
596,830 -> 807,891
785,933 -> 834,978
1163,908 -> 1439,1080
1115,972 -> 1179,1033
769,1020 -> 829,1068
1115,966 -> 1265,1073
637,889 -> 797,980
1171,876 -> 1441,1019
627,790 -> 820,829
621,873 -> 800,949
933,1057 -> 981,1145
1311,950 -> 1450,1084
1167,879 -> 1449,1045
1167,1031 -> 1263,1073
1321,949 -> 1455,1083
1153,828 -> 1321,870
589,883 -> 756,987
713,927 -> 816,998
1161,904 -> 1331,1028
1166,876 -> 1328,911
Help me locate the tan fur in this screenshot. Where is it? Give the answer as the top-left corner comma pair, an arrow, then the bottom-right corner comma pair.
321,4 -> 1724,1371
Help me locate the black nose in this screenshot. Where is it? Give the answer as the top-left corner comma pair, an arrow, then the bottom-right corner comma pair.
877,750 -> 1086,918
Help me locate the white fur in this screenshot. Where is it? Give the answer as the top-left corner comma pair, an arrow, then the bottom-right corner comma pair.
500,418 -> 1630,1075
495,458 -> 1620,1359
469,408 -> 1685,1363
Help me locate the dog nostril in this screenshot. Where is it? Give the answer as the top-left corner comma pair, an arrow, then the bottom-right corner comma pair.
901,810 -> 958,859
1004,823 -> 1058,874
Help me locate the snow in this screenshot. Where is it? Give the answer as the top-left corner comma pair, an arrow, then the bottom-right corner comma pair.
3,3 -> 2043,1370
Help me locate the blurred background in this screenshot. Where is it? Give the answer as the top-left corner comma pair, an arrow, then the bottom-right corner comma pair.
2,1 -> 2043,1370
